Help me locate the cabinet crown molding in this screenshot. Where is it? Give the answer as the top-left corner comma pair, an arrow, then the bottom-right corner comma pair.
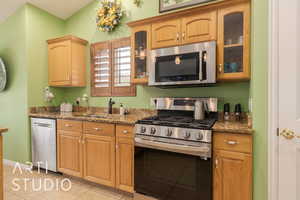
47,35 -> 88,45
127,0 -> 248,27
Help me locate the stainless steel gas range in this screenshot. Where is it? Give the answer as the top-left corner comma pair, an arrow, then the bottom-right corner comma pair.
134,98 -> 218,200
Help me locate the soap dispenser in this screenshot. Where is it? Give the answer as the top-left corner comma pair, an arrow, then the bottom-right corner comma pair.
120,103 -> 125,116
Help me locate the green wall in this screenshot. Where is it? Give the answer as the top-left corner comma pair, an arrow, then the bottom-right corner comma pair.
251,0 -> 268,200
25,4 -> 65,107
62,0 -> 250,111
0,4 -> 68,163
0,6 -> 29,163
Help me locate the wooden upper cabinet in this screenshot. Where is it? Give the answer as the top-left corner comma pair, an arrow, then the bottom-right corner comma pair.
151,19 -> 181,49
217,2 -> 250,81
182,10 -> 217,45
47,35 -> 88,87
151,11 -> 217,49
131,25 -> 151,84
213,150 -> 252,200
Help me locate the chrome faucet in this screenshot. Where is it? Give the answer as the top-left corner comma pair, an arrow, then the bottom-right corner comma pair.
108,98 -> 115,114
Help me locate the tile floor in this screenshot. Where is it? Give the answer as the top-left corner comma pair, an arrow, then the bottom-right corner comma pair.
4,164 -> 132,200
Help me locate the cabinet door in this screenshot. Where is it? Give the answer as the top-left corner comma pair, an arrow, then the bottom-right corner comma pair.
214,150 -> 252,200
116,137 -> 134,193
217,2 -> 250,81
131,25 -> 151,84
83,134 -> 115,187
182,10 -> 217,45
57,131 -> 83,177
48,40 -> 72,86
152,19 -> 181,49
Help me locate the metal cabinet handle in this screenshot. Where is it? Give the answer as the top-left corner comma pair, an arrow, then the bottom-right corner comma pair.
182,32 -> 186,40
218,64 -> 223,73
65,124 -> 72,127
176,33 -> 180,41
225,140 -> 239,145
94,128 -> 102,131
215,158 -> 219,169
123,130 -> 129,134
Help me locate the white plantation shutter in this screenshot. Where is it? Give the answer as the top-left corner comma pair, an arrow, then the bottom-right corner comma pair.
91,37 -> 136,97
94,49 -> 110,88
113,46 -> 131,87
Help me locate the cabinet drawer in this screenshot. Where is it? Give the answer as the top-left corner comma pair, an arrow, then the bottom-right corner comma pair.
214,133 -> 252,153
116,125 -> 134,138
58,120 -> 83,132
83,122 -> 115,137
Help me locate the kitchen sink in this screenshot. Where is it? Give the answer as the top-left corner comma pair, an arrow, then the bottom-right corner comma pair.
73,113 -> 109,118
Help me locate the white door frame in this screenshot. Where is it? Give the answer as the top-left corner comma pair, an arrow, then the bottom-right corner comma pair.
268,0 -> 279,199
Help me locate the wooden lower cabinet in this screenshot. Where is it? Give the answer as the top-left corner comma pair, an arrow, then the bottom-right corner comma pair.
213,133 -> 253,200
116,136 -> 134,193
57,131 -> 83,177
83,134 -> 116,187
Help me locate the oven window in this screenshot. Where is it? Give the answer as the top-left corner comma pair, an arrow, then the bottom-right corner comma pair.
135,147 -> 212,200
155,52 -> 200,82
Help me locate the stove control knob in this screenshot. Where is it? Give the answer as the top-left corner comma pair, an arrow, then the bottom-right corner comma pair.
150,127 -> 156,135
141,126 -> 146,133
184,132 -> 191,139
196,133 -> 204,141
166,129 -> 173,137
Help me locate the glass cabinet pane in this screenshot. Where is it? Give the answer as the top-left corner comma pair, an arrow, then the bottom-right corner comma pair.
224,13 -> 244,46
223,12 -> 244,74
224,46 -> 243,73
134,31 -> 147,79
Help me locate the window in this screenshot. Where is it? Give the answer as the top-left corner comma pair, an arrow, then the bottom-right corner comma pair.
91,37 -> 136,97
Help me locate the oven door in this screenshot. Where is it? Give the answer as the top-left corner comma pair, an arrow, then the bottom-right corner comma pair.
149,41 -> 216,86
134,137 -> 212,200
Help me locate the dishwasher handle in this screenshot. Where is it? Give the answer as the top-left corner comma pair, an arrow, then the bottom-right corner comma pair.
32,122 -> 53,128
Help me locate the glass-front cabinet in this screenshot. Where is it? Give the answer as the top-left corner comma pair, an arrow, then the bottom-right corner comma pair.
217,2 -> 250,81
131,25 -> 151,84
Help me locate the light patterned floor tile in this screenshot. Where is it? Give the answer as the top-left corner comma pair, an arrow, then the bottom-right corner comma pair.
3,164 -> 127,200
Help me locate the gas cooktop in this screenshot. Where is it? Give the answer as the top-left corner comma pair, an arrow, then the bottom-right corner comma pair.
137,116 -> 216,130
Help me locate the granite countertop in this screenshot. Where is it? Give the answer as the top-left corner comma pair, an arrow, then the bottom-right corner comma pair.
213,121 -> 253,135
0,128 -> 8,134
29,108 -> 253,135
29,111 -> 154,126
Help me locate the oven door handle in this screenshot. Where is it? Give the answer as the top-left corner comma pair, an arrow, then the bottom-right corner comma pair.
135,137 -> 210,157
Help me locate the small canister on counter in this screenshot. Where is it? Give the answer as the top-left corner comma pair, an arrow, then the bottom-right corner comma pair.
235,104 -> 242,121
224,103 -> 230,121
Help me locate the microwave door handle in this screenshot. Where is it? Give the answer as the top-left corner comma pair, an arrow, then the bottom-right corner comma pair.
200,51 -> 207,81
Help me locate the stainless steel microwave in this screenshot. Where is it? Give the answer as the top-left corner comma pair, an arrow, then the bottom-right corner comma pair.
148,41 -> 216,87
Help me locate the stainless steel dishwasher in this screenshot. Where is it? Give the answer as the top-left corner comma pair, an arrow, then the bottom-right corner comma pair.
31,118 -> 57,172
